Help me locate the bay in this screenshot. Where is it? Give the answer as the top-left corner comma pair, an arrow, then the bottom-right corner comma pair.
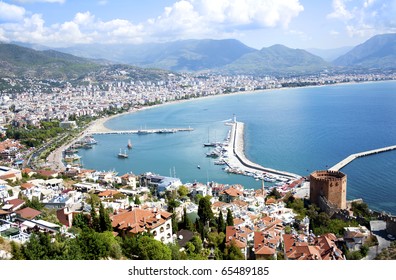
78,81 -> 396,215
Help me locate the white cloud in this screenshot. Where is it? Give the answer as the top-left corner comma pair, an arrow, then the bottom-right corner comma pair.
328,0 -> 396,38
327,0 -> 354,20
0,0 -> 304,46
0,2 -> 26,21
147,0 -> 304,40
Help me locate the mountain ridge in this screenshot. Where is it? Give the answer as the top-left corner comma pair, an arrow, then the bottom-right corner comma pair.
333,33 -> 396,69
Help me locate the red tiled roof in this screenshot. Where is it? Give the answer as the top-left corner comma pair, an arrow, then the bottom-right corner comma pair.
225,226 -> 247,249
98,190 -> 120,197
223,187 -> 243,197
21,183 -> 35,190
7,198 -> 25,209
16,207 -> 42,219
110,208 -> 172,235
36,170 -> 58,177
0,173 -> 16,180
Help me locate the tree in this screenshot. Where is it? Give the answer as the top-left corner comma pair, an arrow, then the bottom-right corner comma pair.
181,207 -> 194,231
226,208 -> 234,226
177,185 -> 189,198
268,188 -> 282,199
217,211 -> 226,233
99,202 -> 113,232
90,200 -> 100,232
223,240 -> 244,260
72,212 -> 90,229
167,199 -> 180,213
198,196 -> 213,227
134,195 -> 141,205
135,236 -> 172,260
11,241 -> 24,260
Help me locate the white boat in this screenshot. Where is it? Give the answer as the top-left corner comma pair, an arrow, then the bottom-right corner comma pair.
127,139 -> 132,149
118,149 -> 128,158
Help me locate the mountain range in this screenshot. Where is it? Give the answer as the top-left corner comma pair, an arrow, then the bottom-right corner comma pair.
2,33 -> 396,78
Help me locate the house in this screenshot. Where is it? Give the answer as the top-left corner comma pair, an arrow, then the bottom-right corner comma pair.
283,234 -> 321,260
0,209 -> 11,221
56,207 -> 75,227
0,166 -> 22,182
283,233 -> 345,260
254,231 -> 280,260
120,173 -> 137,189
0,185 -> 10,203
140,173 -> 182,194
225,226 -> 249,259
343,226 -> 371,251
3,198 -> 25,212
98,189 -> 121,199
314,233 -> 345,260
36,170 -> 59,178
111,207 -> 173,244
230,199 -> 248,211
221,186 -> 244,203
15,207 -> 42,220
21,168 -> 36,177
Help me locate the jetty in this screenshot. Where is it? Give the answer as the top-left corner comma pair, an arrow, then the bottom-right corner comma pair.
329,145 -> 396,171
87,127 -> 193,135
225,121 -> 301,180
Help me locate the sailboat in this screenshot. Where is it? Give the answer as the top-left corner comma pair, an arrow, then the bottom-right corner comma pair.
118,148 -> 128,158
127,139 -> 132,149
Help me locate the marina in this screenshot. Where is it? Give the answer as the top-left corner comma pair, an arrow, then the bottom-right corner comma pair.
226,121 -> 301,180
204,116 -> 302,185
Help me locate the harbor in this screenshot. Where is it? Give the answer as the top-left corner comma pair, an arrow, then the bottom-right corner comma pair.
329,144 -> 396,171
203,116 -> 302,187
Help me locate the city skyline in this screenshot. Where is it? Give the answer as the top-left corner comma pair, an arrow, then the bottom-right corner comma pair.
0,0 -> 395,50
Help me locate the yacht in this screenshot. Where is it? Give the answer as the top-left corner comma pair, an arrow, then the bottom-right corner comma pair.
118,149 -> 128,158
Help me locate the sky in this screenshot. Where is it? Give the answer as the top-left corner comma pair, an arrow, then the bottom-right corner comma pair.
0,0 -> 395,50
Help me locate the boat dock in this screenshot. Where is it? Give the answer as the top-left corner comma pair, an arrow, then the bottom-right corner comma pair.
87,127 -> 194,135
329,144 -> 396,171
225,121 -> 301,180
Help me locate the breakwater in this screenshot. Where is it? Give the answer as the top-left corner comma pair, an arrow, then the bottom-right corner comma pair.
224,121 -> 301,180
329,145 -> 396,171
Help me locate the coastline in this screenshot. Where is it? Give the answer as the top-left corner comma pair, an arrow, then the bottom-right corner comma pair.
46,79 -> 396,172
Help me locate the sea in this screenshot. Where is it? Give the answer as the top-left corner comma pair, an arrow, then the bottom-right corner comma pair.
77,80 -> 396,215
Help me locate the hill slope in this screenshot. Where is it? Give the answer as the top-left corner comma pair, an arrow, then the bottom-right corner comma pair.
333,33 -> 396,69
0,43 -> 100,79
56,39 -> 256,72
221,44 -> 330,75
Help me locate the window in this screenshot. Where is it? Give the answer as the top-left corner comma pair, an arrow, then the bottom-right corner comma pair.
152,230 -> 157,236
160,227 -> 164,233
166,224 -> 170,230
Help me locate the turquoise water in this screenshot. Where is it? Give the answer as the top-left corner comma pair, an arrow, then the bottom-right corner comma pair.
78,81 -> 396,214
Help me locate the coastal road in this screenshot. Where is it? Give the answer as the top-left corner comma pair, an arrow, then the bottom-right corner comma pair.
364,220 -> 391,259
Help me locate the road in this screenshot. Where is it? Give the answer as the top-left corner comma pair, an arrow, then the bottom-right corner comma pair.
364,220 -> 391,259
